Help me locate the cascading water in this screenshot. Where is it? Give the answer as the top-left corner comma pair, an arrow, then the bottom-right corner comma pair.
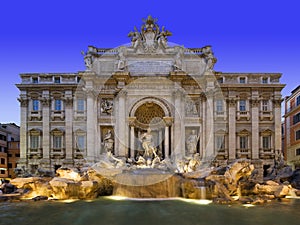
199,186 -> 206,200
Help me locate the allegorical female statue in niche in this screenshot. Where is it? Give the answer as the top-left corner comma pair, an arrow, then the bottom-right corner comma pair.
186,130 -> 199,155
102,130 -> 114,153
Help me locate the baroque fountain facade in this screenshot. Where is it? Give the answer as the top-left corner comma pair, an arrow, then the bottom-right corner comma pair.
12,16 -> 293,202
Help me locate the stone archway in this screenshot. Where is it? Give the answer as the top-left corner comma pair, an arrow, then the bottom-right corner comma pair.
128,98 -> 173,159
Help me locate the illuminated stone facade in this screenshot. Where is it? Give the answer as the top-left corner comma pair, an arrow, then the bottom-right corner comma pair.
17,16 -> 285,178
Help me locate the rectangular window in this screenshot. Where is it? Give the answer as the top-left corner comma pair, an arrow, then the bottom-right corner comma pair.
216,136 -> 225,150
240,136 -> 247,149
239,100 -> 246,111
296,130 -> 300,140
77,99 -> 85,112
217,78 -> 223,83
262,77 -> 268,84
32,77 -> 38,83
8,153 -> 12,157
77,77 -> 81,83
0,158 -> 5,164
0,170 -> 5,174
297,96 -> 300,106
53,136 -> 62,149
30,136 -> 39,149
77,136 -> 85,150
8,163 -> 12,168
239,77 -> 246,83
263,136 -> 270,149
216,100 -> 223,112
293,113 -> 300,125
262,100 -> 269,111
296,148 -> 300,156
15,154 -> 20,157
32,100 -> 39,111
55,99 -> 62,111
54,77 -> 61,83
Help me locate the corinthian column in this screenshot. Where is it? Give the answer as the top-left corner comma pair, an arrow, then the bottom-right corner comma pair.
18,96 -> 28,169
273,99 -> 282,155
205,91 -> 214,160
163,117 -> 172,158
41,92 -> 51,170
251,98 -> 259,159
173,90 -> 184,157
64,93 -> 73,166
117,90 -> 127,157
228,98 -> 236,160
86,88 -> 96,163
128,117 -> 136,158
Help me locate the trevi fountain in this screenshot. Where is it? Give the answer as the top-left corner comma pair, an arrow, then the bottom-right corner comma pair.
2,16 -> 300,225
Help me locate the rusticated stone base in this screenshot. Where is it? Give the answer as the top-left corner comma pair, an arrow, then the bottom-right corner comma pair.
113,171 -> 181,198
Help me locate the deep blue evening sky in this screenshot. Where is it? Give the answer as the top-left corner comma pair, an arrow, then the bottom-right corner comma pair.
1,0 -> 299,125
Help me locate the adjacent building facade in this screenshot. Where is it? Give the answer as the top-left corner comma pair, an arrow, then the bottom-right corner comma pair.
17,16 -> 285,178
284,85 -> 300,169
0,123 -> 20,178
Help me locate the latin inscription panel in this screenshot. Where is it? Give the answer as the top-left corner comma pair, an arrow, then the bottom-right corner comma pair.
128,60 -> 172,75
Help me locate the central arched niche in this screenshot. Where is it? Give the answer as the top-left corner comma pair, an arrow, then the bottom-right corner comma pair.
129,97 -> 172,159
134,102 -> 165,129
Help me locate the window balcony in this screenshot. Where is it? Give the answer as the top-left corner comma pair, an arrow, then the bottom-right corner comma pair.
215,111 -> 227,120
236,149 -> 251,159
216,149 -> 228,159
29,111 -> 42,121
50,148 -> 65,159
51,110 -> 65,120
259,148 -> 275,159
74,110 -> 86,120
74,149 -> 85,159
237,111 -> 250,121
27,148 -> 42,159
259,111 -> 273,121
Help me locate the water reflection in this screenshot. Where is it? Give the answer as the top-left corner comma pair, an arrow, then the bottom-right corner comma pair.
1,198 -> 300,225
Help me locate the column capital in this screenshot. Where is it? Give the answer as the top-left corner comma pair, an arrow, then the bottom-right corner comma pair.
118,90 -> 127,97
272,99 -> 282,107
227,98 -> 236,107
18,97 -> 28,107
40,97 -> 51,106
250,99 -> 260,107
173,89 -> 184,98
64,97 -> 73,106
163,117 -> 173,126
83,87 -> 97,98
128,117 -> 136,126
204,89 -> 214,98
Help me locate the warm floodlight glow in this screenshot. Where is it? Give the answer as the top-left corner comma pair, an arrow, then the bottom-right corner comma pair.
285,196 -> 300,199
59,199 -> 79,203
105,196 -> 129,201
232,196 -> 239,201
179,198 -> 213,205
104,196 -> 212,205
242,204 -> 255,208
